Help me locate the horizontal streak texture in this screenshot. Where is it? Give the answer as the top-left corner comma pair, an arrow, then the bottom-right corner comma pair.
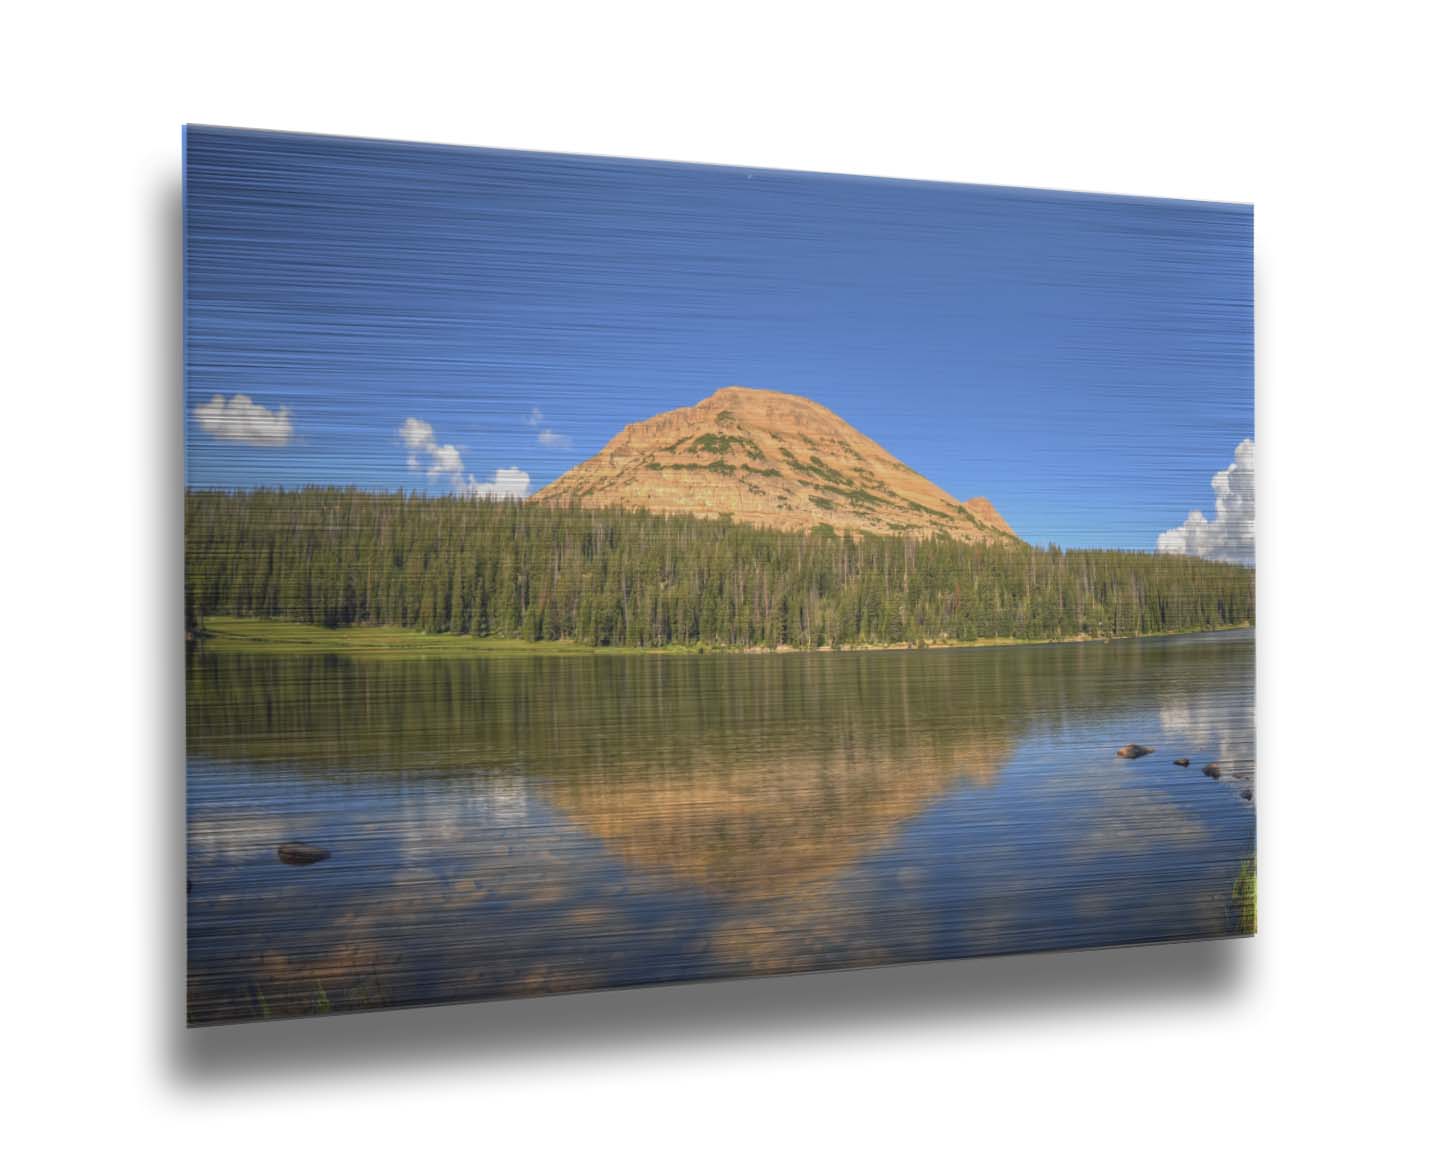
183,128 -> 1256,1024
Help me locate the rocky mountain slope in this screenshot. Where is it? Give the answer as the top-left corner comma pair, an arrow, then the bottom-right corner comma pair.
531,386 -> 1017,542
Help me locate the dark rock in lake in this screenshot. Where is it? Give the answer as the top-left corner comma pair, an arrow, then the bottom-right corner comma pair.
278,843 -> 331,866
1116,744 -> 1155,760
1174,758 -> 1190,767
1203,762 -> 1223,779
1241,787 -> 1254,801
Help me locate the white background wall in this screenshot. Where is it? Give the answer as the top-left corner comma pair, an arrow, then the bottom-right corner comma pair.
6,2 -> 1436,1147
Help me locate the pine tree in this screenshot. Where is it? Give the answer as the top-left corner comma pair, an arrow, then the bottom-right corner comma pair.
184,488 -> 1255,649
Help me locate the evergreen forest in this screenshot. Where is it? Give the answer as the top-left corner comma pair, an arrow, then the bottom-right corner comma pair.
185,488 -> 1255,649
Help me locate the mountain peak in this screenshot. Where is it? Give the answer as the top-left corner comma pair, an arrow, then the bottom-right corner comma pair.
532,387 -> 1017,542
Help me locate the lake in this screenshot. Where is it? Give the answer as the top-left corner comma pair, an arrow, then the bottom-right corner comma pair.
186,630 -> 1255,1023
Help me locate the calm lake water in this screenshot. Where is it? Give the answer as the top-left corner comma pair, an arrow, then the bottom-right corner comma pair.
186,630 -> 1255,1023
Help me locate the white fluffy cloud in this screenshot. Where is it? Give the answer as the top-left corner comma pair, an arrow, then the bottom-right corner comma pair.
460,466 -> 532,500
426,443 -> 464,479
398,416 -> 433,450
400,417 -> 465,481
193,393 -> 293,446
1157,439 -> 1255,564
397,417 -> 530,500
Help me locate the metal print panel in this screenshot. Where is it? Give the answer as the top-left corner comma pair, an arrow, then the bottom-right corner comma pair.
184,126 -> 1255,1025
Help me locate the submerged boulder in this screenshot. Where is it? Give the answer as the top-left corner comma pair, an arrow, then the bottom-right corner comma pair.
277,843 -> 331,866
1241,787 -> 1254,801
1203,763 -> 1223,779
1174,757 -> 1191,767
1116,744 -> 1155,760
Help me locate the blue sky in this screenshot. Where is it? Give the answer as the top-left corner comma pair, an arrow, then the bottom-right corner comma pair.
184,126 -> 1252,551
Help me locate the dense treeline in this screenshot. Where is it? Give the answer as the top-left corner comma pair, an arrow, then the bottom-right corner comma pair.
185,488 -> 1254,648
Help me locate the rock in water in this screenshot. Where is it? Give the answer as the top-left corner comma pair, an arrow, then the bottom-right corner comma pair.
278,843 -> 331,866
1241,787 -> 1254,801
1174,757 -> 1191,767
1203,763 -> 1223,779
1116,744 -> 1154,760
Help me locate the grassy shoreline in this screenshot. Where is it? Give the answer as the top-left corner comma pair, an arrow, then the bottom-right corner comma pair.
192,616 -> 1254,659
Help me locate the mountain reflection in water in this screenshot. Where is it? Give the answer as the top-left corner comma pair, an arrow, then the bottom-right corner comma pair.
186,631 -> 1255,1023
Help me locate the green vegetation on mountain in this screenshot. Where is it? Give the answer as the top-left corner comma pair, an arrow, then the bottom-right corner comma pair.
530,386 -> 1021,541
185,488 -> 1254,649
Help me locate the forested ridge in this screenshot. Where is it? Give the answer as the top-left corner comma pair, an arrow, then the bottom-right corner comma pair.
185,488 -> 1255,649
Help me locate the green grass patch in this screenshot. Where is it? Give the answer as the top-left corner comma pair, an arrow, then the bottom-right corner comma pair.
197,617 -> 704,659
196,615 -> 1252,660
1232,855 -> 1257,934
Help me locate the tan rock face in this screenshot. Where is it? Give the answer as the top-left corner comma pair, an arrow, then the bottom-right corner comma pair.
531,386 -> 1017,542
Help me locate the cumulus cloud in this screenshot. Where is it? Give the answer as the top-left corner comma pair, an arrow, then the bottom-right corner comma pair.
398,416 -> 433,450
1157,439 -> 1255,564
193,393 -> 293,446
397,417 -> 530,500
426,443 -> 464,480
399,417 -> 465,481
460,466 -> 532,500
